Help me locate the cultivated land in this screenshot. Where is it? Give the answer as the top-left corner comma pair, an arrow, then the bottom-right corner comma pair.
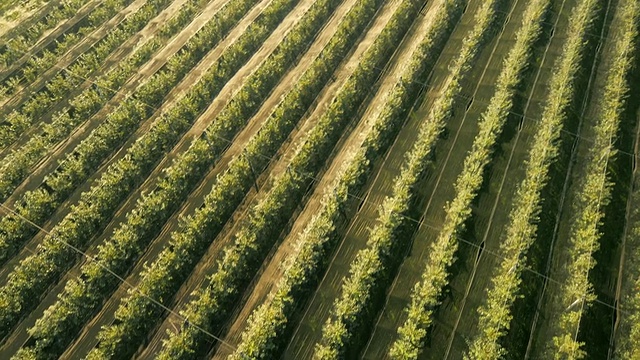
0,0 -> 639,358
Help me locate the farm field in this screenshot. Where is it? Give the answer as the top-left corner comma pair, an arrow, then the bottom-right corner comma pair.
0,0 -> 639,358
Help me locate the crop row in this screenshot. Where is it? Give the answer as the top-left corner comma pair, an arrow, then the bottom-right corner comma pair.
550,0 -> 638,357
0,0 -> 86,67
158,0 -> 433,355
0,0 -> 293,341
16,0 -> 350,356
0,0 -> 214,202
467,0 -> 602,356
369,0 -> 548,358
288,0 -> 494,359
8,0 -> 234,354
399,2 -> 547,359
0,0 -> 43,21
228,0 -> 462,357
618,160 -> 640,359
0,0 -> 261,268
0,0 -> 176,152
312,1 -> 497,359
83,0 -> 391,357
429,0 -> 600,358
0,0 -> 134,99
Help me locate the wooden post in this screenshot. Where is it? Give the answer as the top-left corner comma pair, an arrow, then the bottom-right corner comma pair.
245,151 -> 259,191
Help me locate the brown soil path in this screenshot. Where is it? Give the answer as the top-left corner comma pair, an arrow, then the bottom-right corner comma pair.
209,0 -> 445,357
139,0 -> 404,356
137,0 -> 370,356
0,0 -> 146,111
0,0 -> 192,160
0,0 -> 49,33
0,0 -> 238,279
0,0 -> 61,41
0,0 -> 101,77
279,1 -> 492,358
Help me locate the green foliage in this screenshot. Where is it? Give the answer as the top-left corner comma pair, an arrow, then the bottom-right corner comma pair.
0,0 -> 132,100
409,0 -> 606,356
549,0 -> 638,358
0,0 -> 266,342
307,0 -> 497,357
228,1 -> 460,357
0,0 -> 172,149
382,0 -> 549,357
16,0 -> 351,356
619,187 -> 640,359
0,34 -> 163,203
90,0 -> 393,356
0,0 -> 260,269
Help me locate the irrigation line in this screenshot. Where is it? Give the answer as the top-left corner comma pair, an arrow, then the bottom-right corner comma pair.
367,64 -> 640,162
0,202 -> 241,354
492,6 -> 618,44
1,1 -> 635,353
199,130 -> 629,318
3,28 -> 638,166
0,121 -> 632,358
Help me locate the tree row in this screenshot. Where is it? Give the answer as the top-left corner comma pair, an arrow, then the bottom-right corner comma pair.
0,0 -> 293,341
0,0 -> 134,100
299,0 -> 499,357
0,0 -> 86,67
388,0 -> 549,357
0,0 -> 213,202
0,0 -> 175,151
550,0 -> 638,356
0,0 -> 262,268
228,0 -> 462,357
83,0 -> 389,356
14,0 -> 349,356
